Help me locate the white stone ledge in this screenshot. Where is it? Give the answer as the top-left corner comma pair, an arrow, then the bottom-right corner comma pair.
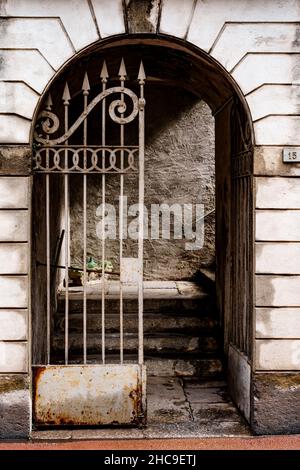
0,82 -> 39,120
256,177 -> 300,209
0,18 -> 74,70
255,116 -> 300,146
0,276 -> 28,308
0,310 -> 27,341
256,275 -> 300,307
0,211 -> 28,242
0,341 -> 27,373
187,0 -> 300,52
233,54 -> 300,95
211,23 -> 300,72
256,210 -> 300,241
256,339 -> 300,370
91,0 -> 125,38
247,85 -> 300,122
159,0 -> 195,38
0,50 -> 53,94
256,308 -> 300,339
256,242 -> 300,274
0,177 -> 29,209
0,244 -> 28,275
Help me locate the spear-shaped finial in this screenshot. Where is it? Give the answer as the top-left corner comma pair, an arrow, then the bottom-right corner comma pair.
82,72 -> 90,95
100,60 -> 109,83
138,60 -> 146,85
118,58 -> 127,81
62,81 -> 71,105
45,93 -> 53,110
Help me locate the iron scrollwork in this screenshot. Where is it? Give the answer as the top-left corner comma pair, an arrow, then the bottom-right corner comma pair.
33,59 -> 146,174
34,87 -> 140,147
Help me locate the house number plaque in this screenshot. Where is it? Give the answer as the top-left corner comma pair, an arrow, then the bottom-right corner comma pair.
283,148 -> 300,162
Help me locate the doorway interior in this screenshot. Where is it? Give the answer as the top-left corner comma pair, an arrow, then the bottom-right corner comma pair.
31,39 -> 253,437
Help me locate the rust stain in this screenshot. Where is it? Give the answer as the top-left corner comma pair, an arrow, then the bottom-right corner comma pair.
129,381 -> 145,426
32,366 -> 47,425
33,365 -> 146,427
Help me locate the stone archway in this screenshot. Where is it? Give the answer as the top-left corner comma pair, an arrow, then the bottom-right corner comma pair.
30,36 -> 255,430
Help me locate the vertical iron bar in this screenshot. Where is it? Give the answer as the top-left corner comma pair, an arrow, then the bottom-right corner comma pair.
64,178 -> 69,364
232,178 -> 235,346
238,178 -> 241,349
233,175 -> 238,347
119,83 -> 124,364
241,177 -> 244,350
244,177 -> 248,352
138,81 -> 145,366
45,95 -> 52,365
83,77 -> 89,364
46,170 -> 50,364
236,181 -> 240,347
244,176 -> 249,353
101,68 -> 107,365
64,90 -> 70,365
83,174 -> 87,363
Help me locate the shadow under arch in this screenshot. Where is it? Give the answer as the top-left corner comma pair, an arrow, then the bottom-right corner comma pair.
30,34 -> 255,425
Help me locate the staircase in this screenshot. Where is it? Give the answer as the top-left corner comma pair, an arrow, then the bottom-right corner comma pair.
52,278 -> 224,378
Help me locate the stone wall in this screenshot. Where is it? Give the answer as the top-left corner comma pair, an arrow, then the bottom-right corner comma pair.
69,86 -> 215,280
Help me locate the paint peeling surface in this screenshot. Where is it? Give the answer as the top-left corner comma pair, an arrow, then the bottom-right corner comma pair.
33,365 -> 146,427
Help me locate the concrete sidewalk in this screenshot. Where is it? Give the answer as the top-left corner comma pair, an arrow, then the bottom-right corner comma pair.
0,436 -> 299,450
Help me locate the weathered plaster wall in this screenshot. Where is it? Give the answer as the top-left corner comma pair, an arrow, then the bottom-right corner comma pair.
69,86 -> 215,280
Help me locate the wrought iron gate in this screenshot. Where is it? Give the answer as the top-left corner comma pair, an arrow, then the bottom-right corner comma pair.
32,58 -> 146,426
230,99 -> 253,358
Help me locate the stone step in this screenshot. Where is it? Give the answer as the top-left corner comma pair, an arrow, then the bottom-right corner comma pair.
57,297 -> 214,316
55,312 -> 219,334
57,281 -> 215,315
52,332 -> 221,355
58,281 -> 209,300
50,354 -> 224,378
53,281 -> 222,378
146,357 -> 223,378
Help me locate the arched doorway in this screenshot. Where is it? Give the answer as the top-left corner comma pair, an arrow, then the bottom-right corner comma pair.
31,37 -> 254,430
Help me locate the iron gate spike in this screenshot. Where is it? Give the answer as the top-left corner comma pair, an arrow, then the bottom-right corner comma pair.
82,71 -> 90,94
100,60 -> 109,82
118,57 -> 127,80
45,93 -> 53,110
138,61 -> 146,83
62,82 -> 71,105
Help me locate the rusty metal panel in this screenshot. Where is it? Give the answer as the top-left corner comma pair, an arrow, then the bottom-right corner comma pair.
33,364 -> 146,427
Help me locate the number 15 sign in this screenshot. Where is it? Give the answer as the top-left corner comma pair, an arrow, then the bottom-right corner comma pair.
283,148 -> 300,162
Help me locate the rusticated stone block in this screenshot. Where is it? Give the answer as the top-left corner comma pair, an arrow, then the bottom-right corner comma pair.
251,372 -> 300,434
0,146 -> 32,175
0,374 -> 30,439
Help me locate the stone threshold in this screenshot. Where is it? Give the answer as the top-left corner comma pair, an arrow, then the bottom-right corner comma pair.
31,377 -> 250,440
58,281 -> 208,300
